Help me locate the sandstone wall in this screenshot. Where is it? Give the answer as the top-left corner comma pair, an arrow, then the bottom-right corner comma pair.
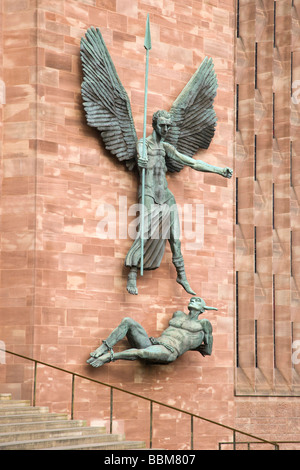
7,0 -> 300,450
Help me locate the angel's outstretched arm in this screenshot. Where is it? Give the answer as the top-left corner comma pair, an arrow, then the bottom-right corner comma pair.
163,142 -> 232,178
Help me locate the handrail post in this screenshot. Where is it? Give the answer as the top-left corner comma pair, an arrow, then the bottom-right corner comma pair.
150,400 -> 153,449
110,387 -> 113,434
233,430 -> 236,450
71,374 -> 75,420
191,415 -> 194,450
33,361 -> 37,407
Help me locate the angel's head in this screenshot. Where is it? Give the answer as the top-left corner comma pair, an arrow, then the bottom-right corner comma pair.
152,110 -> 172,138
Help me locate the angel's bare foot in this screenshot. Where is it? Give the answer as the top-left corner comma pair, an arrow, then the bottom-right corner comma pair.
127,280 -> 138,295
176,275 -> 196,296
127,268 -> 138,295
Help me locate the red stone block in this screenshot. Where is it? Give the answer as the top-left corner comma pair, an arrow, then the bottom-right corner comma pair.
45,50 -> 72,71
4,47 -> 36,67
4,10 -> 36,31
96,0 -> 116,11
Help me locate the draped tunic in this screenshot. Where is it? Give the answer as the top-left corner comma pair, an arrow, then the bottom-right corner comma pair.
125,137 -> 178,270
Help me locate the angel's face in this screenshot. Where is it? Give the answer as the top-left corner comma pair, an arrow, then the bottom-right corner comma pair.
155,117 -> 172,138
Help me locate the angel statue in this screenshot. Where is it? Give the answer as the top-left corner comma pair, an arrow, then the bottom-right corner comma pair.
80,27 -> 232,296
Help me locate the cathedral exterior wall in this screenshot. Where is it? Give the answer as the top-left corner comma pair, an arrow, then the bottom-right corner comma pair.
0,0 -> 299,450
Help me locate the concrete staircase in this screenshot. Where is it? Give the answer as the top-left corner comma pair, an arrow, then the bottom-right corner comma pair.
0,393 -> 146,450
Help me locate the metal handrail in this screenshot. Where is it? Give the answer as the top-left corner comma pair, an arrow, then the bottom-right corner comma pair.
1,348 -> 280,450
219,440 -> 300,450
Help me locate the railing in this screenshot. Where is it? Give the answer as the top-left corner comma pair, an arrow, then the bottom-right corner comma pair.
1,348 -> 281,450
219,440 -> 300,450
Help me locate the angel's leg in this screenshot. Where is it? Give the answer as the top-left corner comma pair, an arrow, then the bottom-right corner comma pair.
173,255 -> 196,295
127,266 -> 138,295
168,201 -> 196,295
126,196 -> 153,295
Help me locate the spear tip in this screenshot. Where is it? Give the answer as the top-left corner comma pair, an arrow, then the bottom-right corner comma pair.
144,14 -> 152,50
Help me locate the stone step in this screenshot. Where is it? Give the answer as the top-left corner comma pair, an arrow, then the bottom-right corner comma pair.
41,441 -> 147,450
0,399 -> 31,407
0,432 -> 131,450
0,393 -> 13,401
0,405 -> 49,415
0,394 -> 146,450
0,419 -> 88,434
0,411 -> 69,424
0,425 -> 107,443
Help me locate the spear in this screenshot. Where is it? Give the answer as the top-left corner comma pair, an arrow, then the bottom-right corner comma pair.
140,14 -> 151,276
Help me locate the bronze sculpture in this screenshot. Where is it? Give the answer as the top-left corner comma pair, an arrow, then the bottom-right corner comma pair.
80,27 -> 232,296
87,297 -> 216,367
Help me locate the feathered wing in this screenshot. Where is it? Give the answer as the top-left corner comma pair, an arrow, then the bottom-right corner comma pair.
165,56 -> 218,172
80,27 -> 137,170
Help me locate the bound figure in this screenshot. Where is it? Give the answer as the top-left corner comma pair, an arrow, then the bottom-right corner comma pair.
87,297 -> 217,368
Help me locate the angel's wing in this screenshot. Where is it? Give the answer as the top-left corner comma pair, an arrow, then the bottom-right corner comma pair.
165,56 -> 218,172
80,27 -> 137,170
